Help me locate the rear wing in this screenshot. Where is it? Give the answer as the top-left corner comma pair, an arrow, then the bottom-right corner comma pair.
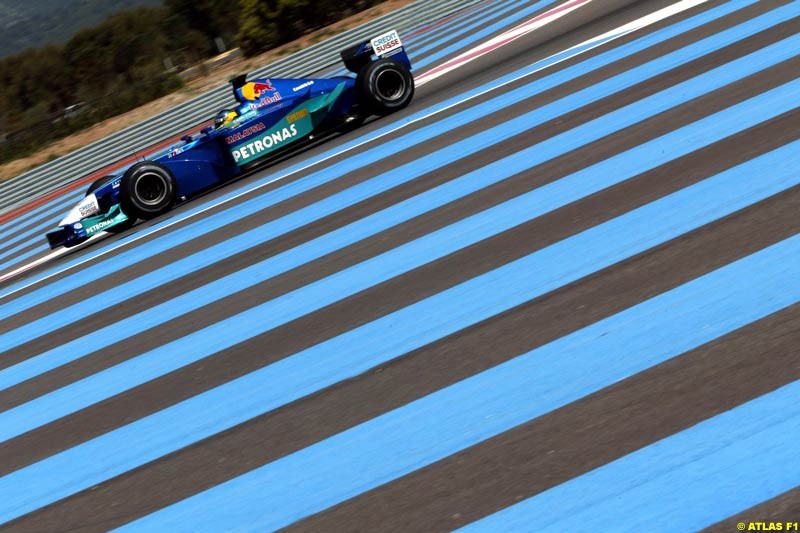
340,29 -> 412,73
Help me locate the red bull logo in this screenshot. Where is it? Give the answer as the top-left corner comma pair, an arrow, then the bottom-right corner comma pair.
241,80 -> 277,101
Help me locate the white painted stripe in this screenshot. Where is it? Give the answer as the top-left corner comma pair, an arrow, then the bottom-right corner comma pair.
417,0 -> 594,84
0,233 -> 105,285
562,0 -> 711,55
416,0 -> 711,86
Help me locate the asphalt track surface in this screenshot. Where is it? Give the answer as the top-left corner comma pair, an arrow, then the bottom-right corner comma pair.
0,0 -> 799,530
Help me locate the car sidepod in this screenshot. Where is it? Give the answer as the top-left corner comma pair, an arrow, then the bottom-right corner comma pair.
223,80 -> 352,167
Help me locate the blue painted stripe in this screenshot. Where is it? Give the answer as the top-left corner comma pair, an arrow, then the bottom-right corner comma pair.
408,0 -> 522,50
460,382 -> 800,532
115,235 -> 800,532
0,0 -> 759,308
3,43 -> 797,394
410,0 -> 524,49
0,244 -> 49,274
412,0 -> 559,71
1,10 -> 790,353
0,217 -> 68,263
0,191 -> 81,248
2,139 -> 798,522
412,0 -> 536,57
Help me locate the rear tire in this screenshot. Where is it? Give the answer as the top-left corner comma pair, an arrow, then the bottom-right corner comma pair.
356,58 -> 414,116
119,162 -> 176,220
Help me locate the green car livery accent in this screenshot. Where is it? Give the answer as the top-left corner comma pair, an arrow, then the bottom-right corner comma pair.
79,204 -> 130,236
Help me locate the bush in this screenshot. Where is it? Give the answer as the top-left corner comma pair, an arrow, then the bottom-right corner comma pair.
236,0 -> 384,57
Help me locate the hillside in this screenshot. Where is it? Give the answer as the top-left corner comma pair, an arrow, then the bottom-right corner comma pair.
0,0 -> 162,58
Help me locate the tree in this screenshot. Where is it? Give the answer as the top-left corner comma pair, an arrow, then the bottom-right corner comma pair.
236,0 -> 281,56
236,0 -> 385,57
165,0 -> 237,53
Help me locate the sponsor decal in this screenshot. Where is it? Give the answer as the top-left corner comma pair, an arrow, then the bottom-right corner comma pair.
231,123 -> 299,163
77,195 -> 100,218
241,80 -> 281,103
371,30 -> 402,56
248,93 -> 283,110
292,81 -> 314,92
225,122 -> 266,145
286,108 -> 309,124
86,218 -> 115,233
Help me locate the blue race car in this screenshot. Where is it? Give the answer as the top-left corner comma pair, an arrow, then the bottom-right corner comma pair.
46,30 -> 414,249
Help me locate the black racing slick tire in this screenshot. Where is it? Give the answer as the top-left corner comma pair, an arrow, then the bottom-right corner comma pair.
119,161 -> 177,220
357,58 -> 414,116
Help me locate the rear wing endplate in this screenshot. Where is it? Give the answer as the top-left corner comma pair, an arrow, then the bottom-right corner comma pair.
340,29 -> 412,73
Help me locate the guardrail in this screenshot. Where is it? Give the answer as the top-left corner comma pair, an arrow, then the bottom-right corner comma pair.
0,0 -> 480,215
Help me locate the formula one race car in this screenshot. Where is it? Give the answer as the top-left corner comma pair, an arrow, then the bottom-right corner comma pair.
46,30 -> 414,249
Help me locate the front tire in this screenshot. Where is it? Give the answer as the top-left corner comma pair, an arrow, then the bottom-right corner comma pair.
119,162 -> 177,220
86,175 -> 117,195
357,58 -> 414,116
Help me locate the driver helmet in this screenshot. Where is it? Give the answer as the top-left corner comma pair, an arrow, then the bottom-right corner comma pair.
214,109 -> 238,129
